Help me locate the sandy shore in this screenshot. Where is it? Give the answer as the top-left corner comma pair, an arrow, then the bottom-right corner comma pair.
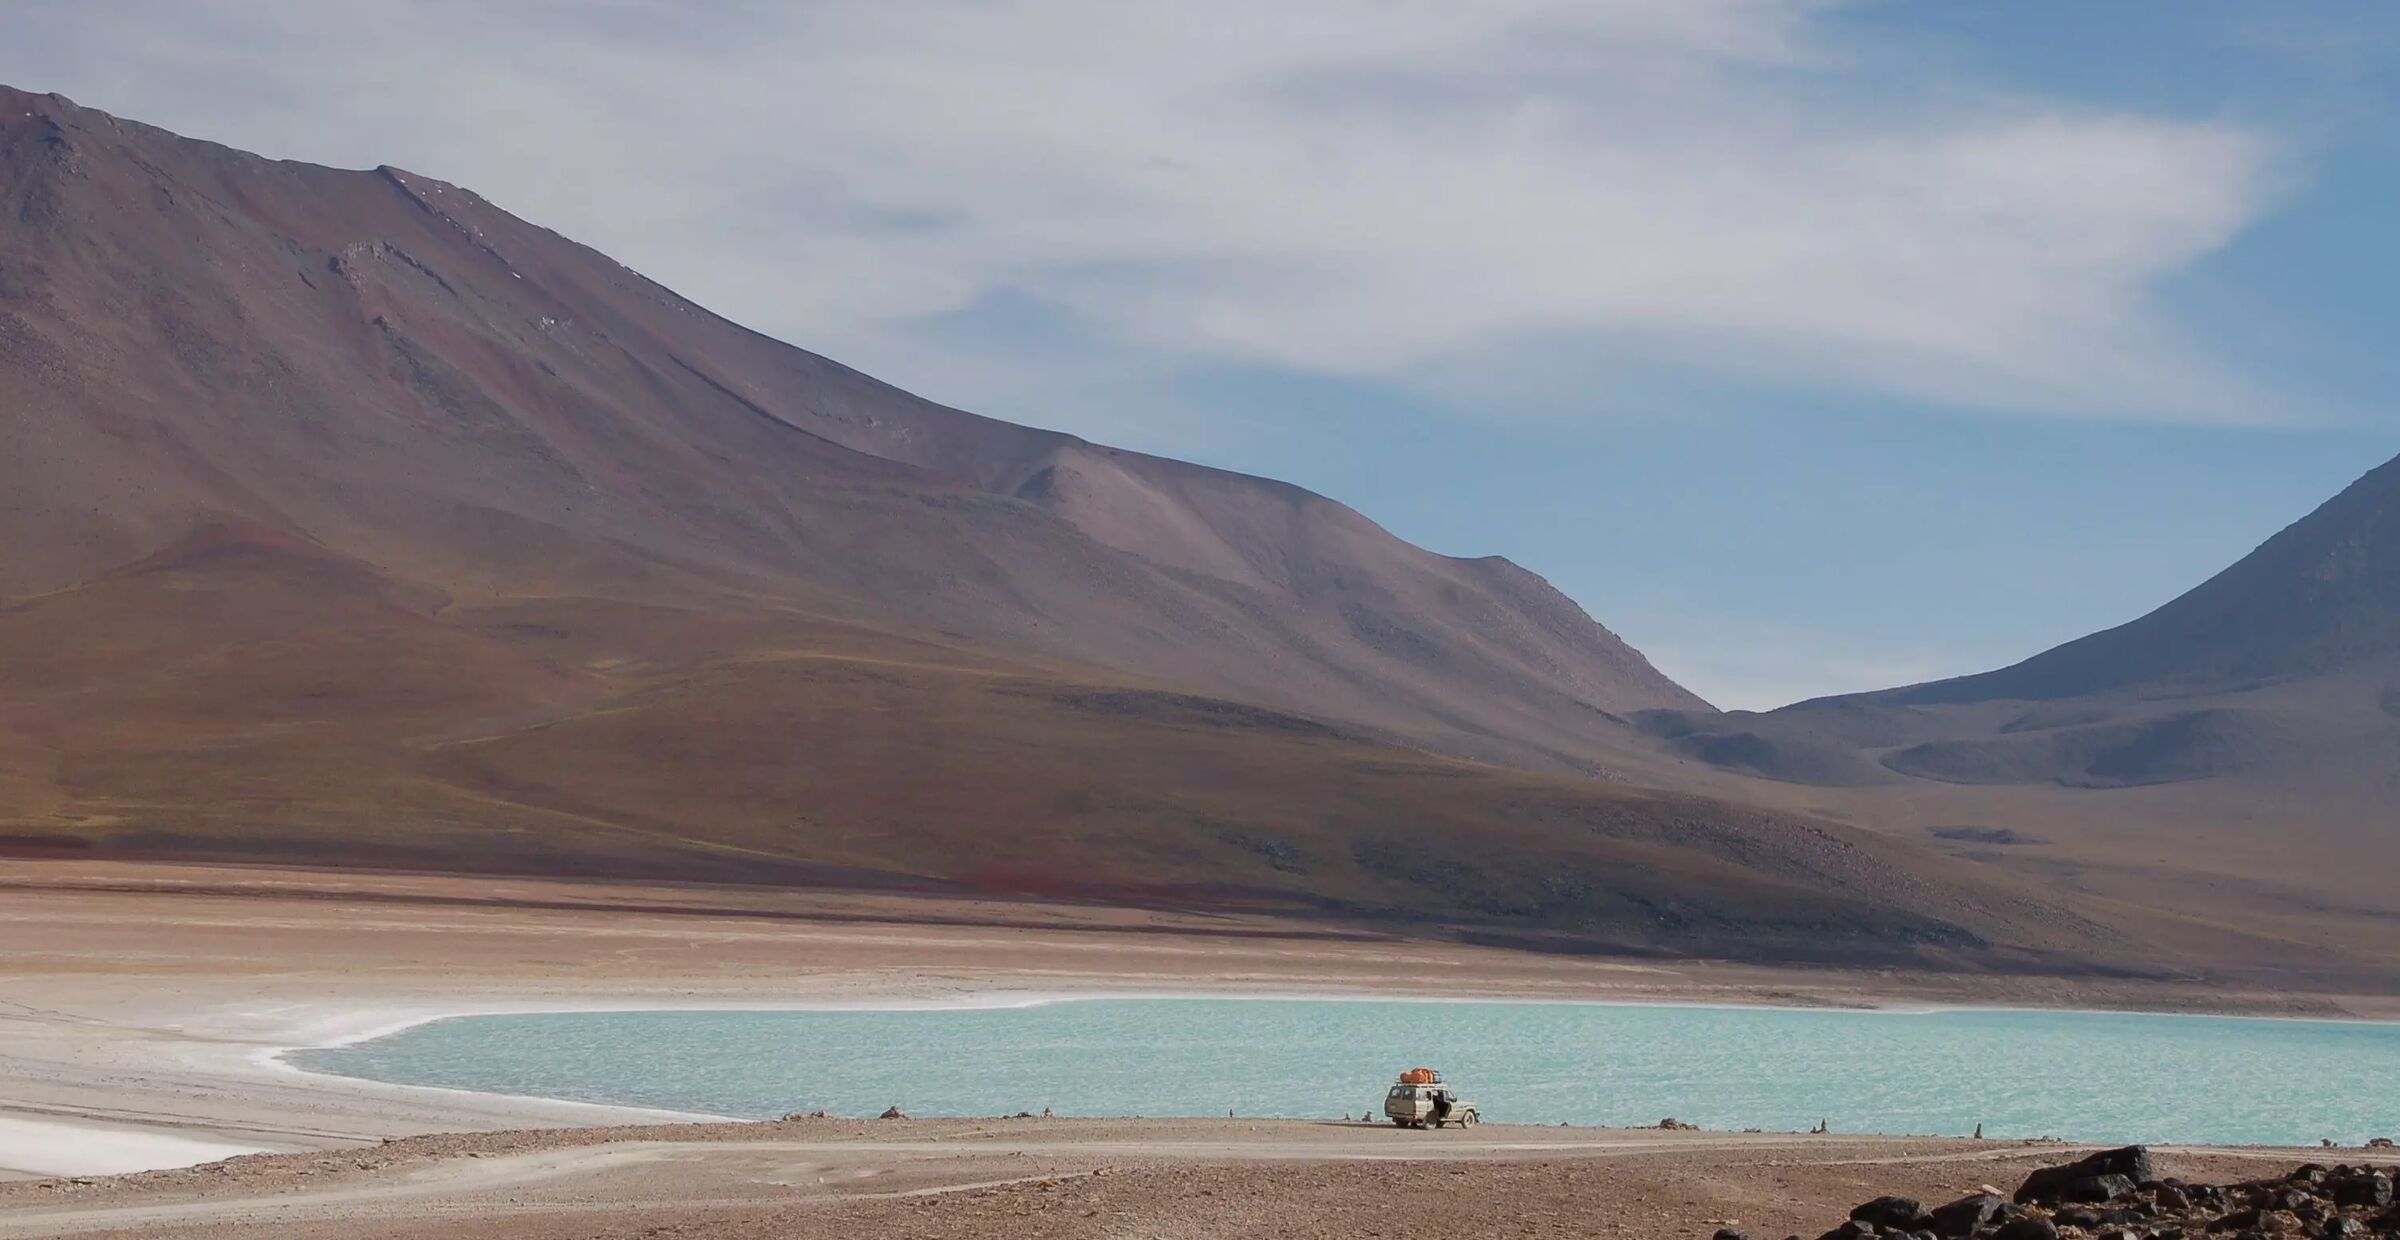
3,858 -> 2396,1190
4,1118 -> 2393,1240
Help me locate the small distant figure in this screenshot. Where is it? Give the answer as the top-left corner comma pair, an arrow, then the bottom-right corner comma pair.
1973,1123 -> 1984,1140
1042,1107 -> 1052,1118
1228,1107 -> 1235,1119
1810,1118 -> 1829,1135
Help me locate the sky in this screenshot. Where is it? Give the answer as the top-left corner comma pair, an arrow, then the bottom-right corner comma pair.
5,0 -> 2396,709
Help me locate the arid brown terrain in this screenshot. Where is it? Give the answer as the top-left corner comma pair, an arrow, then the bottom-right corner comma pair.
1,864 -> 2392,1239
0,84 -> 2393,988
1,1118 -> 2389,1240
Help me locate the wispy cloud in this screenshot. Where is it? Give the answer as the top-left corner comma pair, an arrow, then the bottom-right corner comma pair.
6,0 -> 2288,423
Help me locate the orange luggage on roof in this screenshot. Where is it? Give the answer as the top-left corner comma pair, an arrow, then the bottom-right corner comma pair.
1400,1067 -> 1439,1084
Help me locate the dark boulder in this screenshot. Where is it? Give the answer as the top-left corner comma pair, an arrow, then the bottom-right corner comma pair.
1930,1193 -> 2010,1237
1714,1229 -> 1751,1240
1816,1220 -> 1878,1240
2332,1172 -> 2392,1209
1993,1216 -> 2060,1240
2018,1148 -> 2158,1205
2059,1175 -> 2139,1204
1852,1197 -> 1932,1230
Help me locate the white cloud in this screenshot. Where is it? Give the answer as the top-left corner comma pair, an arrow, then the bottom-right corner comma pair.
5,0 -> 2285,423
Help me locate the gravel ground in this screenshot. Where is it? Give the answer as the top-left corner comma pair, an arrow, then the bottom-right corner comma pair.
2,1118 -> 2382,1240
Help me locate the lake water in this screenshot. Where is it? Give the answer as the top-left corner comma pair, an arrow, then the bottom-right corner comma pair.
289,998 -> 2400,1146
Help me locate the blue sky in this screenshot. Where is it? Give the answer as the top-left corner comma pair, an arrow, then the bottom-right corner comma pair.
7,1 -> 2396,707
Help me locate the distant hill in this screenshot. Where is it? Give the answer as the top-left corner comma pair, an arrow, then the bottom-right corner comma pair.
1884,450 -> 2400,706
1648,451 -> 2400,791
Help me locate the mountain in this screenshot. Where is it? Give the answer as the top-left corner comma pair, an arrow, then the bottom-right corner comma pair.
6,86 -> 2390,986
0,85 -> 1703,777
1648,451 -> 2400,791
0,84 -> 2121,971
1884,450 -> 2400,706
1638,456 -> 2398,989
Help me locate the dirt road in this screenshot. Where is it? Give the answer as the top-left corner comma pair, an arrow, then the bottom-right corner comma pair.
4,1119 -> 2381,1240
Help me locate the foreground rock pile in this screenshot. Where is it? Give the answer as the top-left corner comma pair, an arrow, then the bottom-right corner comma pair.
1745,1148 -> 2398,1240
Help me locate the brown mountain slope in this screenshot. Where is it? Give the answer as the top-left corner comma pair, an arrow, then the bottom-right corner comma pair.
0,524 -> 2156,973
5,86 -> 2388,985
1627,457 -> 2398,988
0,84 -> 1700,779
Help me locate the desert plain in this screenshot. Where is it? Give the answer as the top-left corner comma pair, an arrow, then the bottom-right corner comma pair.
2,858 -> 2394,1239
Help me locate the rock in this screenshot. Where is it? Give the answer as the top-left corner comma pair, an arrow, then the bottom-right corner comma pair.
2158,1186 -> 2193,1212
1993,1216 -> 2060,1240
2046,1174 -> 2139,1205
1851,1197 -> 1931,1230
2018,1148 -> 2159,1205
878,1105 -> 909,1120
2332,1172 -> 2392,1209
2324,1218 -> 2364,1238
1929,1193 -> 2009,1237
1658,1118 -> 1701,1131
1816,1219 -> 1879,1240
1715,1229 -> 1752,1240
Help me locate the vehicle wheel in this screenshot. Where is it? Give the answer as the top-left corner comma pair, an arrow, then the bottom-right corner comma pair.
1391,1117 -> 1408,1127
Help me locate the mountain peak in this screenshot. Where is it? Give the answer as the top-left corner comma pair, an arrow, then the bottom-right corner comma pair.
1881,451 -> 2400,706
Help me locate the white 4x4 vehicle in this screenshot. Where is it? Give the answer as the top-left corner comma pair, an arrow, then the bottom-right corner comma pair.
1383,1076 -> 1478,1128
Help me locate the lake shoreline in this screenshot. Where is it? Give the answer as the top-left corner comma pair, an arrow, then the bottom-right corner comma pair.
6,857 -> 2397,1180
286,996 -> 2400,1149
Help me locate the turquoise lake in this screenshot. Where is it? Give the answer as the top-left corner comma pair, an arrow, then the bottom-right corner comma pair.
289,998 -> 2400,1146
